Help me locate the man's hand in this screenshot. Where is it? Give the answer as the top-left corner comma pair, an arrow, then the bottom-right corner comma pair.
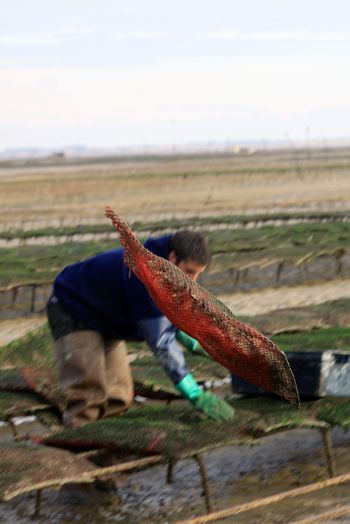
175,373 -> 234,422
193,391 -> 234,422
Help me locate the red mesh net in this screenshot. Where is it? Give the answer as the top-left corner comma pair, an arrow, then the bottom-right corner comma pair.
105,207 -> 300,407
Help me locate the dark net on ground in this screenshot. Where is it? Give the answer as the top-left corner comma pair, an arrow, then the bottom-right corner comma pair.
0,442 -> 98,501
0,390 -> 49,419
0,325 -> 65,410
43,397 -> 350,457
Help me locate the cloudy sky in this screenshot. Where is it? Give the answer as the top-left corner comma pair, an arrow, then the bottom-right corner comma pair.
1,0 -> 350,149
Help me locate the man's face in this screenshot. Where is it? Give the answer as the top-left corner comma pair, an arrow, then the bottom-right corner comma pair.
168,251 -> 206,282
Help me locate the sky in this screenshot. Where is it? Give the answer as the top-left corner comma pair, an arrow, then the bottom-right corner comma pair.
1,0 -> 350,150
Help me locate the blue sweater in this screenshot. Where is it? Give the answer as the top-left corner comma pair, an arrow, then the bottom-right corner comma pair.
53,235 -> 189,384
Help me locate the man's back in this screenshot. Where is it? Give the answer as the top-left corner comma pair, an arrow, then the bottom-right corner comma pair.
53,235 -> 172,339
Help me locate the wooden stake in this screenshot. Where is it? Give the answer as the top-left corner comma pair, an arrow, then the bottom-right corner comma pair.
167,459 -> 176,484
193,454 -> 213,514
320,426 -> 336,478
31,489 -> 42,519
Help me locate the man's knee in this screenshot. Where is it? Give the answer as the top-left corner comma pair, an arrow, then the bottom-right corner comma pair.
63,402 -> 103,428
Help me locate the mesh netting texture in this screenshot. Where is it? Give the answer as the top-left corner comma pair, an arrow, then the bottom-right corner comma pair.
105,207 -> 300,407
0,442 -> 97,501
0,390 -> 49,419
43,397 -> 350,457
0,326 -> 65,411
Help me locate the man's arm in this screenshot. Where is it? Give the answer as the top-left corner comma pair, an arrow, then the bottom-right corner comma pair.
137,317 -> 234,422
136,316 -> 190,384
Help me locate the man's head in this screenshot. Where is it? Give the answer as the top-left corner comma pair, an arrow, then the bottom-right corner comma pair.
168,230 -> 211,281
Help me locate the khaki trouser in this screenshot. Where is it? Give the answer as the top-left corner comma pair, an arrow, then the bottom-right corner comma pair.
54,331 -> 134,428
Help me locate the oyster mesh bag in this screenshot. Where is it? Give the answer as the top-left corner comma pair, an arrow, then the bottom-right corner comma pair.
105,207 -> 299,407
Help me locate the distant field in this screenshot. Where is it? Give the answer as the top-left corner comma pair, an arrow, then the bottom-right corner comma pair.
1,148 -> 350,229
1,148 -> 350,302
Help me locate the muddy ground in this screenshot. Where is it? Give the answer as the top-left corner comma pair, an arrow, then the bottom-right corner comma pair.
1,425 -> 350,523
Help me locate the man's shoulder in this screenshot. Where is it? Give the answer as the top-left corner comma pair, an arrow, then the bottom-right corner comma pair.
144,234 -> 172,258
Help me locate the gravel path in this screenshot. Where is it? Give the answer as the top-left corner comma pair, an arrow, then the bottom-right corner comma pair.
0,315 -> 46,346
219,278 -> 350,316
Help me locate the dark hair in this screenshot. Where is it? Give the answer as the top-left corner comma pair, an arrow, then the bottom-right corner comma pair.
169,230 -> 211,266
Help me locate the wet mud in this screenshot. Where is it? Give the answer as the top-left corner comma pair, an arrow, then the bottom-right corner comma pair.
0,427 -> 349,523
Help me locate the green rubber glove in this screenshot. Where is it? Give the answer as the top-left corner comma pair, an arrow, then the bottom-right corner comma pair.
176,373 -> 234,422
193,391 -> 234,422
175,373 -> 202,401
176,330 -> 210,358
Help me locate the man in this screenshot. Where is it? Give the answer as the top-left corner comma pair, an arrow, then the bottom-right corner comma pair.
47,229 -> 234,428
